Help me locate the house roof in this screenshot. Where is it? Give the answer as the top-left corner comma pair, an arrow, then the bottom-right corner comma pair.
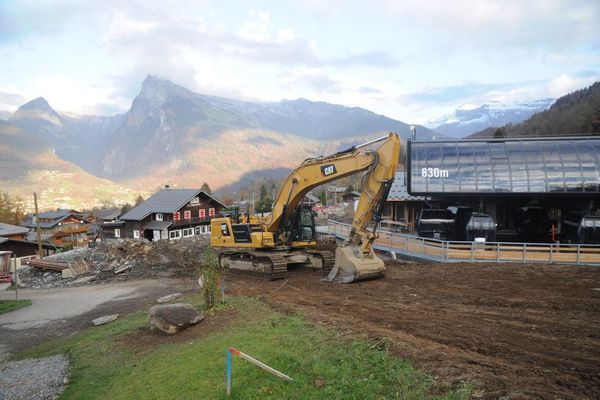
22,209 -> 86,229
304,194 -> 320,203
144,221 -> 173,230
96,208 -> 121,221
0,222 -> 30,237
120,189 -> 226,221
387,171 -> 425,202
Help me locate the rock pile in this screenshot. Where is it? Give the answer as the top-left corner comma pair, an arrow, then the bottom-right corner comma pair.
18,236 -> 210,289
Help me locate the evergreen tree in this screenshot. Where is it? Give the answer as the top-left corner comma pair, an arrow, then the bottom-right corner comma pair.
201,182 -> 212,194
0,192 -> 24,225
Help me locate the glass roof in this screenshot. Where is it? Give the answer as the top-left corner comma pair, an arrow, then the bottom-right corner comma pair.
409,138 -> 600,195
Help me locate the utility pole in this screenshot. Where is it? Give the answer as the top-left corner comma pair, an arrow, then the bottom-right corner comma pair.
33,192 -> 42,259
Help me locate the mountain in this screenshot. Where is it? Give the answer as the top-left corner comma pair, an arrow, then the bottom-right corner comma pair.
0,110 -> 12,120
100,75 -> 435,180
1,75 -> 435,210
469,82 -> 600,139
9,98 -> 125,174
0,120 -> 139,211
432,99 -> 554,138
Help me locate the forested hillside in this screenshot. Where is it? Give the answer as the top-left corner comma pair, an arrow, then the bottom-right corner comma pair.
471,82 -> 600,138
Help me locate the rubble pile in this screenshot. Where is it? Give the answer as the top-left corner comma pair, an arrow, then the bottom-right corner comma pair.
18,237 -> 210,289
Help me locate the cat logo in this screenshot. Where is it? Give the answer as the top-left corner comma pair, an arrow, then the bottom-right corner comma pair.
321,164 -> 337,176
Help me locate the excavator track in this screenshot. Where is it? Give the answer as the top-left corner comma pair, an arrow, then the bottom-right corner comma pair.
219,251 -> 288,280
306,250 -> 335,274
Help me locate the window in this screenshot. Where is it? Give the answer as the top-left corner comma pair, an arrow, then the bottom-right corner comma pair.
183,227 -> 194,237
202,225 -> 210,234
173,212 -> 180,221
133,230 -> 140,239
114,228 -> 121,238
156,213 -> 163,221
169,230 -> 182,240
195,226 -> 201,235
199,209 -> 206,218
190,196 -> 199,205
184,210 -> 192,220
209,208 -> 215,217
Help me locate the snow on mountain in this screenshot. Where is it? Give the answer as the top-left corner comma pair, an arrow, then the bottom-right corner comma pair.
432,99 -> 555,138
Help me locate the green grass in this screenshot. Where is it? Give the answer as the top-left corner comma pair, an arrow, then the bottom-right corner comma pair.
0,299 -> 32,314
23,297 -> 471,400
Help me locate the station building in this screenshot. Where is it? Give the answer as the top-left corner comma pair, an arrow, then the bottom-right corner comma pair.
403,136 -> 600,243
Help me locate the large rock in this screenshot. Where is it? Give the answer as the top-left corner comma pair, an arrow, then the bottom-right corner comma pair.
149,303 -> 204,334
92,314 -> 119,326
156,293 -> 183,303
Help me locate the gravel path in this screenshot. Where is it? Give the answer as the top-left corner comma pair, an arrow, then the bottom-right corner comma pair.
0,355 -> 69,400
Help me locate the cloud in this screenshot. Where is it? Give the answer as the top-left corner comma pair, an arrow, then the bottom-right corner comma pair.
282,69 -> 344,95
384,0 -> 600,51
359,86 -> 383,95
548,73 -> 600,98
0,91 -> 26,111
399,82 -> 511,104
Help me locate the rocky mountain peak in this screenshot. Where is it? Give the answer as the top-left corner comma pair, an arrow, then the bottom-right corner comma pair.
10,96 -> 63,128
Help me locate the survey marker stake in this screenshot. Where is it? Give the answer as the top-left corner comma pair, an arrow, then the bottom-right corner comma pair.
226,347 -> 294,396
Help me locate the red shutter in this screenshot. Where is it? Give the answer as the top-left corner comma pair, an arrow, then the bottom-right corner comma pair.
209,208 -> 215,217
199,209 -> 206,218
184,210 -> 191,220
173,212 -> 180,221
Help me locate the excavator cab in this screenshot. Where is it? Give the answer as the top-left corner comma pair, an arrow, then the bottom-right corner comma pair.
287,205 -> 317,244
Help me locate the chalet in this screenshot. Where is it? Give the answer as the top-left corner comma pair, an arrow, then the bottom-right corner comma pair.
342,191 -> 361,203
21,209 -> 91,247
104,188 -> 225,241
0,222 -> 29,240
0,222 -> 60,257
303,193 -> 321,207
95,208 -> 121,223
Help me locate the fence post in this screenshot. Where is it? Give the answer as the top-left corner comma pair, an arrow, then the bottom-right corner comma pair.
470,241 -> 474,262
496,243 -> 500,262
422,238 -> 425,257
549,244 -> 553,263
443,241 -> 447,262
576,245 -> 581,265
523,243 -> 527,264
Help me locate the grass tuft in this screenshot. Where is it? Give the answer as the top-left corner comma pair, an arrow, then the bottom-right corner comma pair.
0,299 -> 32,315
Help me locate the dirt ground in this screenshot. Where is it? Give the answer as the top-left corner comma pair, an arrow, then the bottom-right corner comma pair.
227,261 -> 600,400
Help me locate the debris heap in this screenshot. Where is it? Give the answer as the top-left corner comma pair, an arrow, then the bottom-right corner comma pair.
18,237 -> 210,289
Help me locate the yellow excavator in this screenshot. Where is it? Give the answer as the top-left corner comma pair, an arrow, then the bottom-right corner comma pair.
210,132 -> 402,283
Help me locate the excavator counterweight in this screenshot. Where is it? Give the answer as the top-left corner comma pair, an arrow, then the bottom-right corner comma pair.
211,132 -> 402,283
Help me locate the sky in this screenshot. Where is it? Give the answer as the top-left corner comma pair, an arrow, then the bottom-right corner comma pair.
0,0 -> 599,126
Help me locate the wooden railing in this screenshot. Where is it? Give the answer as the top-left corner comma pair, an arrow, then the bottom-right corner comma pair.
170,217 -> 213,227
327,220 -> 600,266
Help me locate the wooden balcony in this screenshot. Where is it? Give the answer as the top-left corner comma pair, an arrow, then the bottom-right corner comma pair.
170,217 -> 213,227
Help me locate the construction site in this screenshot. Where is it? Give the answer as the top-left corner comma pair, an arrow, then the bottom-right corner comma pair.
1,134 -> 600,399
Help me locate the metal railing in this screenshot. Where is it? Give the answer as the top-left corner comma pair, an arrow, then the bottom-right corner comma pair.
327,220 -> 600,266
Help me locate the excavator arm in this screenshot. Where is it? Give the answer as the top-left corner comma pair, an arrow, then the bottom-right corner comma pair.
266,132 -> 402,282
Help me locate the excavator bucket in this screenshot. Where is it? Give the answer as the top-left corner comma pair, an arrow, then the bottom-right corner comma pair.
323,245 -> 385,283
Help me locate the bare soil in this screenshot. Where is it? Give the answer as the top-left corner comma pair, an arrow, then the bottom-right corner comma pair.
227,261 -> 600,400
